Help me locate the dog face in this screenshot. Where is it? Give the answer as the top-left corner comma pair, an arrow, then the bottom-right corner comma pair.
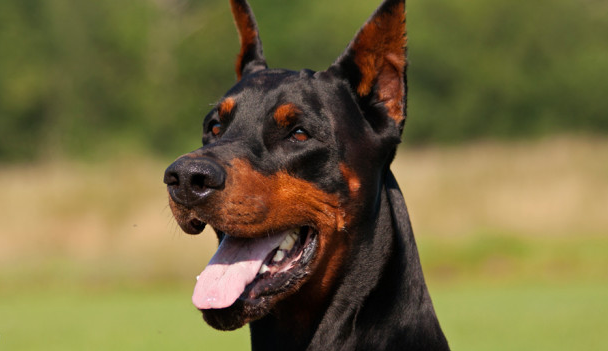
164,0 -> 406,330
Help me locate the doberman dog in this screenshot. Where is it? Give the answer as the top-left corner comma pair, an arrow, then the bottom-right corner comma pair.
163,0 -> 450,349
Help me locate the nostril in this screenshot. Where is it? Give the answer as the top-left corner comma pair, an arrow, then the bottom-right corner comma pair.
191,173 -> 207,192
190,162 -> 226,191
164,171 -> 180,187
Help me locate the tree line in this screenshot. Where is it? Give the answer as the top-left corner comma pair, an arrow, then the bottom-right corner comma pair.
1,0 -> 606,161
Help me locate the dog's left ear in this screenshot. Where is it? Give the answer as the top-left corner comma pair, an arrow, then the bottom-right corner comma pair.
329,0 -> 407,134
230,0 -> 268,80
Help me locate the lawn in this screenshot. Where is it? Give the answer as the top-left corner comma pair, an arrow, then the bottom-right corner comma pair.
1,280 -> 606,350
0,285 -> 250,350
434,282 -> 608,351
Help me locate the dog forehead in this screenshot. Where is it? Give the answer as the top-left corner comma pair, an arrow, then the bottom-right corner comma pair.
225,69 -> 352,115
218,70 -> 326,121
229,69 -> 311,99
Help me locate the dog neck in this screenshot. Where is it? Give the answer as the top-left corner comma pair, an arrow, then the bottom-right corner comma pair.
249,171 -> 449,351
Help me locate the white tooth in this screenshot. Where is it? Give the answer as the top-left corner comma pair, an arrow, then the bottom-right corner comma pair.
290,230 -> 299,241
279,233 -> 296,251
196,275 -> 200,281
272,250 -> 285,262
258,264 -> 270,274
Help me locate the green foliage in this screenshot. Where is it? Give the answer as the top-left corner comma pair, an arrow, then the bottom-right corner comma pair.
1,0 -> 607,161
405,0 -> 608,143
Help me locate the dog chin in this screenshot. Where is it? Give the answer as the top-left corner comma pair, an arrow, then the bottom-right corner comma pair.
202,299 -> 267,331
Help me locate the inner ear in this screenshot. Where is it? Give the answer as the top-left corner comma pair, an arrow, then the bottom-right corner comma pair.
329,0 -> 407,132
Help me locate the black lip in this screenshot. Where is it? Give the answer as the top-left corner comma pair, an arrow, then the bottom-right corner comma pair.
180,218 -> 206,234
190,218 -> 207,232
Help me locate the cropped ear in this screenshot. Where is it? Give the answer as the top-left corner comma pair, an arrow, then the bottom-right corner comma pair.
230,0 -> 268,80
330,0 -> 407,133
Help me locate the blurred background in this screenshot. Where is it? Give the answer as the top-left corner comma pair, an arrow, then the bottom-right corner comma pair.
1,0 -> 607,349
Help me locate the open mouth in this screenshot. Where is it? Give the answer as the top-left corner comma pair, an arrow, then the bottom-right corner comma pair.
192,226 -> 317,310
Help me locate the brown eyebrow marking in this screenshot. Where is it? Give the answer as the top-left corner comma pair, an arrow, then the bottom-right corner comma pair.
217,98 -> 236,121
273,103 -> 301,127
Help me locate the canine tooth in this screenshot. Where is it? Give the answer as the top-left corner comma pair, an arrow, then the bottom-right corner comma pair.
272,250 -> 285,262
279,233 -> 296,251
196,275 -> 200,281
258,264 -> 270,274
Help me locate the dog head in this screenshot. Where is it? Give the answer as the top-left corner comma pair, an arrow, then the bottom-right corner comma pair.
164,0 -> 406,330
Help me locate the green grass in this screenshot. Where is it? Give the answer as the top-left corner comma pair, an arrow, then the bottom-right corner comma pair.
1,281 -> 606,350
0,286 -> 250,351
418,234 -> 608,284
433,282 -> 608,351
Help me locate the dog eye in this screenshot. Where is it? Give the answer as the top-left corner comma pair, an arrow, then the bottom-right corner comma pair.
209,122 -> 221,136
289,128 -> 310,142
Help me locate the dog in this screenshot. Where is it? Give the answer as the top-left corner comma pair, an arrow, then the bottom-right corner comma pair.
163,0 -> 450,349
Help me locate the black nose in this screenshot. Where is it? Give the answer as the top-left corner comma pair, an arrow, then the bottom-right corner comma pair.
163,157 -> 226,206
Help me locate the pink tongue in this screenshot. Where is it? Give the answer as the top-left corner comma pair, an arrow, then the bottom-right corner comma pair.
192,232 -> 288,310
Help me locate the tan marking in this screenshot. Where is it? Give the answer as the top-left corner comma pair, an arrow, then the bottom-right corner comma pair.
340,163 -> 361,196
274,103 -> 301,128
217,98 -> 236,120
214,159 -> 343,235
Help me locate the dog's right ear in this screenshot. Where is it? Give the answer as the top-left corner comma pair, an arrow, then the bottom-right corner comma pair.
327,0 -> 407,135
230,0 -> 268,80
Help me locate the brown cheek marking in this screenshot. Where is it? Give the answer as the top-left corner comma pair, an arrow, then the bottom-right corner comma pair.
230,0 -> 259,80
215,159 -> 344,236
352,2 -> 406,124
339,163 -> 361,196
273,103 -> 301,128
